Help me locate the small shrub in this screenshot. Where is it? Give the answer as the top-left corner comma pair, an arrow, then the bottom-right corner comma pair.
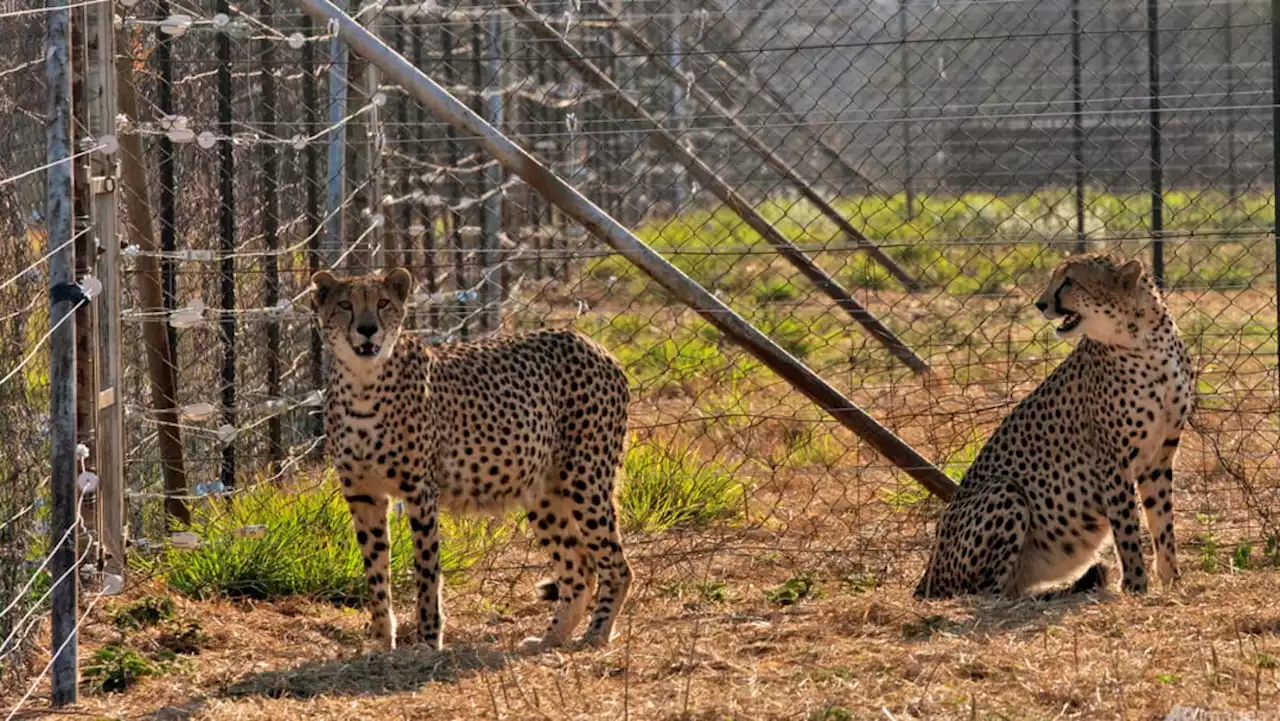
620,441 -> 743,532
752,277 -> 799,303
765,576 -> 821,606
155,619 -> 209,655
1233,543 -> 1253,571
110,596 -> 176,631
83,644 -> 158,693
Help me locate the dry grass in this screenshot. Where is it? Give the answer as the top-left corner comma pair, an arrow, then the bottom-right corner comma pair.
11,561 -> 1280,720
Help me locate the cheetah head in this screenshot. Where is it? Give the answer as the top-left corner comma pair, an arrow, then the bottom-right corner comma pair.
310,268 -> 414,368
1034,253 -> 1160,346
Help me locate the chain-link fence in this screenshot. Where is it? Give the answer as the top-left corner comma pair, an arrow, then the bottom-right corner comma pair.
4,0 -> 1280,711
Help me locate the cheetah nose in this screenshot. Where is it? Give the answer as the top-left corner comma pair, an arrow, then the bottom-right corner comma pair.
1035,300 -> 1048,312
356,323 -> 378,338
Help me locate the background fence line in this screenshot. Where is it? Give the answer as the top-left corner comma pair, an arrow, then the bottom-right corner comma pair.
4,0 -> 1280,713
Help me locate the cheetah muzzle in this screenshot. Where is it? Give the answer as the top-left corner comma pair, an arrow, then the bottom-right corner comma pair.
312,267 -> 634,652
915,253 -> 1195,600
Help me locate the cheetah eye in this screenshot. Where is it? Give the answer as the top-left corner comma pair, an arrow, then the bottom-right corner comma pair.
377,298 -> 390,310
338,300 -> 353,311
1061,277 -> 1073,290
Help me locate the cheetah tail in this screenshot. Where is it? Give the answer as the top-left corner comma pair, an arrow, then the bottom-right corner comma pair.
535,579 -> 560,602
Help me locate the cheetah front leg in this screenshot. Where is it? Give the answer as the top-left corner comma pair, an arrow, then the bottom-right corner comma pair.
346,491 -> 396,650
405,487 -> 445,650
1137,437 -> 1181,588
1102,468 -> 1149,595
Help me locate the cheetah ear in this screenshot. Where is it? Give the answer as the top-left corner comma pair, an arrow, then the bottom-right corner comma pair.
383,267 -> 414,305
310,270 -> 339,309
1118,259 -> 1144,290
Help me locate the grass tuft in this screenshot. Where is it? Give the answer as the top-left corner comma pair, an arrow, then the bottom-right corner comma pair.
619,440 -> 744,532
137,478 -> 506,603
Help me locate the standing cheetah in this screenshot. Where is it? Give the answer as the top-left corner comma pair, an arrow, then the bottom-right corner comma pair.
914,254 -> 1194,599
312,268 -> 633,650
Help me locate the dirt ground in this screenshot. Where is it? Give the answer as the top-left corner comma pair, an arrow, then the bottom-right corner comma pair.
9,556 -> 1280,721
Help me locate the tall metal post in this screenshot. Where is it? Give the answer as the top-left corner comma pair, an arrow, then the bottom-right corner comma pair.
1270,0 -> 1280,375
1146,0 -> 1164,287
46,0 -> 80,703
216,0 -> 238,489
1071,0 -> 1086,254
897,0 -> 916,219
156,0 -> 178,361
1225,0 -> 1238,202
261,0 -> 283,470
302,13 -> 325,445
481,4 -> 505,331
89,0 -> 123,578
662,1 -> 688,210
326,0 -> 350,267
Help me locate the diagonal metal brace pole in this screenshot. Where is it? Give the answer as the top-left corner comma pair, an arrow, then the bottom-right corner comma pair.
692,0 -> 885,196
590,0 -> 919,291
503,0 -> 931,376
285,0 -> 956,499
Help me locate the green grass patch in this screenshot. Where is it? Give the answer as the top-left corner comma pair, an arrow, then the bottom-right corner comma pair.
619,440 -> 744,532
764,576 -> 822,606
110,596 -> 176,632
82,644 -> 165,694
137,478 -> 506,603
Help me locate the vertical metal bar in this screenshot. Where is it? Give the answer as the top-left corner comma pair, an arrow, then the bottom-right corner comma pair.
216,0 -> 238,488
326,0 -> 349,267
365,7 -> 386,269
116,45 -> 190,525
71,1 -> 99,581
46,0 -> 79,703
156,0 -> 178,361
1225,0 -> 1238,202
443,19 -> 466,336
1071,0 -> 1086,254
412,21 -> 437,330
1147,0 -> 1164,288
898,0 -> 915,219
395,19 -> 412,272
1271,0 -> 1280,376
89,0 -> 123,579
285,0 -> 960,499
261,0 -> 283,470
663,2 -> 687,210
481,4 -> 504,331
303,13 -> 324,443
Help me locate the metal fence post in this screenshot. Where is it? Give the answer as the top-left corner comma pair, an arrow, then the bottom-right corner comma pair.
481,3 -> 505,331
46,0 -> 80,703
89,0 -> 124,580
216,0 -> 238,489
1071,0 -> 1087,254
260,0 -> 283,471
1147,0 -> 1165,287
326,0 -> 350,267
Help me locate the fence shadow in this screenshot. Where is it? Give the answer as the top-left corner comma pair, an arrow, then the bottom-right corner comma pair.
223,643 -> 508,700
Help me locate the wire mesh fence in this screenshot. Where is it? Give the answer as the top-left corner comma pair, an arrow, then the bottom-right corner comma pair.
4,0 -> 1280,712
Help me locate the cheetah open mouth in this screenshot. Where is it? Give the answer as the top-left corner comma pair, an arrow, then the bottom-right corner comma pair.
1057,312 -> 1082,333
354,342 -> 379,357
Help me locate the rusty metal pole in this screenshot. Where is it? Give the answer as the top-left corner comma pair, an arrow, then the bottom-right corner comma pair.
592,0 -> 919,291
504,0 -> 931,376
285,0 -> 956,499
116,48 -> 190,525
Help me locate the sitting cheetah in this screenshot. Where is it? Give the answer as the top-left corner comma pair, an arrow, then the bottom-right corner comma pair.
914,253 -> 1194,599
311,268 -> 633,650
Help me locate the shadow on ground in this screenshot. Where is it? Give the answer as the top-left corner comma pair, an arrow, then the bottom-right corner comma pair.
224,644 -> 508,699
